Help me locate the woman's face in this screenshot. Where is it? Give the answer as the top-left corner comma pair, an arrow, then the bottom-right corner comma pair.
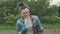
20,8 -> 30,17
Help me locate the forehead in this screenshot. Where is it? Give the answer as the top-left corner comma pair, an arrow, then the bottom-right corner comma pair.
21,8 -> 29,13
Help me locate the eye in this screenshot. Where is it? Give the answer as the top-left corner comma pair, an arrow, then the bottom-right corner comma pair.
23,13 -> 26,14
26,11 -> 28,13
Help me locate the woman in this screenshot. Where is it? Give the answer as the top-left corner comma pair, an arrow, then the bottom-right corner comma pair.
16,1 -> 43,34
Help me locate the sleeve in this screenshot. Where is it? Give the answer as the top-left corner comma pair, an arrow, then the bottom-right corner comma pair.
37,17 -> 43,28
20,19 -> 28,33
37,16 -> 44,32
16,21 -> 22,34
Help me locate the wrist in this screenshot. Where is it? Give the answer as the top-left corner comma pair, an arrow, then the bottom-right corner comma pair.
18,32 -> 22,34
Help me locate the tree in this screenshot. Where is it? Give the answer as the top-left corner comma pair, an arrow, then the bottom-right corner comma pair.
58,6 -> 60,17
22,0 -> 50,17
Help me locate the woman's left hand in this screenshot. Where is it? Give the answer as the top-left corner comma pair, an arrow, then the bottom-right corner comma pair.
38,27 -> 44,32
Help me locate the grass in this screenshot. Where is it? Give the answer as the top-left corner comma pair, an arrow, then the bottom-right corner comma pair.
0,23 -> 60,30
43,23 -> 60,29
0,24 -> 16,30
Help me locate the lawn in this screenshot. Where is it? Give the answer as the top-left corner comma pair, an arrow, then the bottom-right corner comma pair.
0,24 -> 16,30
0,23 -> 60,30
43,23 -> 60,29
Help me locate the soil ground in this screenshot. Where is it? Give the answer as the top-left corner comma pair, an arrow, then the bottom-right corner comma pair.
0,29 -> 60,34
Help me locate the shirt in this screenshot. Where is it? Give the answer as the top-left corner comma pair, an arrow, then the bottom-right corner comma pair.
16,15 -> 43,34
26,18 -> 34,34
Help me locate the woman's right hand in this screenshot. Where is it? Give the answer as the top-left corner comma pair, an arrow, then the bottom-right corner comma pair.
18,32 -> 22,34
19,32 -> 22,34
33,19 -> 37,27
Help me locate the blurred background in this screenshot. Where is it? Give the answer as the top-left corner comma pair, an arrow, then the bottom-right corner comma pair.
0,0 -> 60,34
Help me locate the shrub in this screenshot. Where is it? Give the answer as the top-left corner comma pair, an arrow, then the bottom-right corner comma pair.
3,14 -> 21,25
40,16 -> 60,24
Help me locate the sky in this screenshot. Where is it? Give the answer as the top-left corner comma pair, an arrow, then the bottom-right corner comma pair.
28,0 -> 60,6
50,0 -> 60,6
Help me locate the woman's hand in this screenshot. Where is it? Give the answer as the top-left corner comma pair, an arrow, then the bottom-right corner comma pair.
38,27 -> 44,32
20,32 -> 22,34
18,32 -> 22,34
33,19 -> 37,27
33,23 -> 37,27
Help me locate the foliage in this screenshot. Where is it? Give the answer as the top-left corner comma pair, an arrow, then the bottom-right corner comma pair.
0,0 -> 60,25
40,16 -> 60,23
3,14 -> 21,25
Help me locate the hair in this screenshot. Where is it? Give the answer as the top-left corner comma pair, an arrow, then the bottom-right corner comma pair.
18,1 -> 29,12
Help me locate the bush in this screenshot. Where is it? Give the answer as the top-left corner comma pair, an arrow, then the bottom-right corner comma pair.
3,15 -> 60,25
3,14 -> 21,25
40,16 -> 60,24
